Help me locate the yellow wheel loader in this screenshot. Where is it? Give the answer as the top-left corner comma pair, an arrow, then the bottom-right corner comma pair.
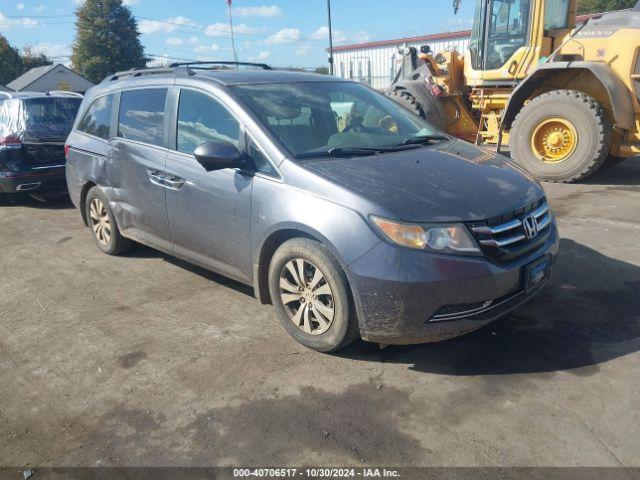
386,0 -> 640,182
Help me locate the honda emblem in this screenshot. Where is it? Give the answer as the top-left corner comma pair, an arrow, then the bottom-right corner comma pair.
522,214 -> 539,239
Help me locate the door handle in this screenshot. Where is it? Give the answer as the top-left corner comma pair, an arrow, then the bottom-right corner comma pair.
147,168 -> 165,187
163,175 -> 186,190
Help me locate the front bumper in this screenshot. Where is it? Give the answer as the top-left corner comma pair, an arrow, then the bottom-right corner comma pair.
0,166 -> 67,194
346,223 -> 559,345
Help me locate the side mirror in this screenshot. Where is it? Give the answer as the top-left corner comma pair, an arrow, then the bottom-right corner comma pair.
193,141 -> 243,172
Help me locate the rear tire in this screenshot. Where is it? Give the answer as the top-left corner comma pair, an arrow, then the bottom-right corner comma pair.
510,90 -> 612,183
268,238 -> 359,352
85,186 -> 134,255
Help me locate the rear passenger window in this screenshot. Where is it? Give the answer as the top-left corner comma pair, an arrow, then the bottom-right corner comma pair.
176,89 -> 240,154
78,95 -> 113,140
117,89 -> 167,147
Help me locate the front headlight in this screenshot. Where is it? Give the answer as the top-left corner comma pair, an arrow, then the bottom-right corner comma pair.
370,216 -> 481,255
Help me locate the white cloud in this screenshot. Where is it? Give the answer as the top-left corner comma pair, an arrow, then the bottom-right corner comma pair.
122,0 -> 138,5
256,50 -> 270,60
204,22 -> 262,37
265,27 -> 300,44
26,42 -> 71,62
308,26 -> 370,44
16,3 -> 25,10
309,25 -> 348,43
308,26 -> 328,40
0,12 -> 39,28
351,30 -> 371,43
294,45 -> 310,56
233,5 -> 282,18
194,43 -> 220,53
187,36 -> 199,45
165,37 -> 183,46
139,16 -> 196,34
34,4 -> 45,12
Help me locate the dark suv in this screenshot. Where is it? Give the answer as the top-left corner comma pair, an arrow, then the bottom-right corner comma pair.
65,63 -> 558,352
0,91 -> 82,195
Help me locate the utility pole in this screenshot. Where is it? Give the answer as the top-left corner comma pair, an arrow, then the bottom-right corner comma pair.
326,0 -> 334,75
227,0 -> 238,64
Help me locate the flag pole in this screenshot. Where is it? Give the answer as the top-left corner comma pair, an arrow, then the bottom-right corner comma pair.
227,0 -> 238,64
326,0 -> 334,75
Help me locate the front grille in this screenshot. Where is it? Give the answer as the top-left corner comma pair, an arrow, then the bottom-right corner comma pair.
22,143 -> 66,167
466,198 -> 551,261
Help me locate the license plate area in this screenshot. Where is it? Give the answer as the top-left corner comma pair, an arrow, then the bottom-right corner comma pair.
524,255 -> 551,291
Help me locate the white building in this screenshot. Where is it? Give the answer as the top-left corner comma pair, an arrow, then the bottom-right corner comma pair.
331,29 -> 471,90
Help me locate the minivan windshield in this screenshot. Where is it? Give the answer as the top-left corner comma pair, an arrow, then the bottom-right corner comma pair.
231,81 -> 443,158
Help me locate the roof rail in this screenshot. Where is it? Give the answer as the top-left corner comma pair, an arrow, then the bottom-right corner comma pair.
168,61 -> 272,70
104,67 -> 190,83
46,90 -> 84,98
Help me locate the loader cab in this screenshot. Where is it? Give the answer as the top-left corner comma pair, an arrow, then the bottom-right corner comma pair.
465,0 -> 574,86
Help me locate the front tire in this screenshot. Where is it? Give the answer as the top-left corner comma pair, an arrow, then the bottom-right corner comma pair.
510,90 -> 612,183
85,186 -> 134,255
268,238 -> 359,352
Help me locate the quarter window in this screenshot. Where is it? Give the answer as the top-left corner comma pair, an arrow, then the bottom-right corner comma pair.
176,89 -> 240,155
248,138 -> 277,177
117,89 -> 167,147
78,95 -> 113,140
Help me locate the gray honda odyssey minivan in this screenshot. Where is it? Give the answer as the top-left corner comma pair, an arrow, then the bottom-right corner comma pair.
66,63 -> 558,352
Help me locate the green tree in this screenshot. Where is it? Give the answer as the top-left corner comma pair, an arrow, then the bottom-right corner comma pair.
0,34 -> 24,86
71,0 -> 146,84
21,46 -> 52,71
577,0 -> 637,15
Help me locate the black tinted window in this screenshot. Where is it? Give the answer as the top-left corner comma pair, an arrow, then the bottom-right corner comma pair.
78,95 -> 112,139
176,89 -> 240,154
118,89 -> 167,146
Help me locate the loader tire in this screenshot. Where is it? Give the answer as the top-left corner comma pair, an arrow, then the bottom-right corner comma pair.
388,88 -> 450,130
389,89 -> 425,118
510,90 -> 612,183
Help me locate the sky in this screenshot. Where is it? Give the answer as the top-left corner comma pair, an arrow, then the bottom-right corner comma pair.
0,0 -> 475,69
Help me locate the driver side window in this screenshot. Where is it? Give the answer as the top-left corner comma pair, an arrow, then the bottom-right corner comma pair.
176,89 -> 240,155
485,0 -> 531,70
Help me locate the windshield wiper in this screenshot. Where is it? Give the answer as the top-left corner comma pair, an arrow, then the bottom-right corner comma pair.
297,146 -> 404,159
397,134 -> 450,146
295,147 -> 378,159
296,143 -> 424,159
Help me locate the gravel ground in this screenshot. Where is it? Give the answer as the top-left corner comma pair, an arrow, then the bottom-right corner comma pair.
1,160 -> 639,469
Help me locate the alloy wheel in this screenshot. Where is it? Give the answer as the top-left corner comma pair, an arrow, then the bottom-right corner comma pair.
279,258 -> 335,335
88,198 -> 111,246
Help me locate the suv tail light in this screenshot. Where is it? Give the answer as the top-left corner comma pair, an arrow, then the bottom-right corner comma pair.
0,135 -> 22,148
64,144 -> 70,159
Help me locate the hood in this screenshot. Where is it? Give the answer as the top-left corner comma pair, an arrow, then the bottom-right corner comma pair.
302,140 -> 545,222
